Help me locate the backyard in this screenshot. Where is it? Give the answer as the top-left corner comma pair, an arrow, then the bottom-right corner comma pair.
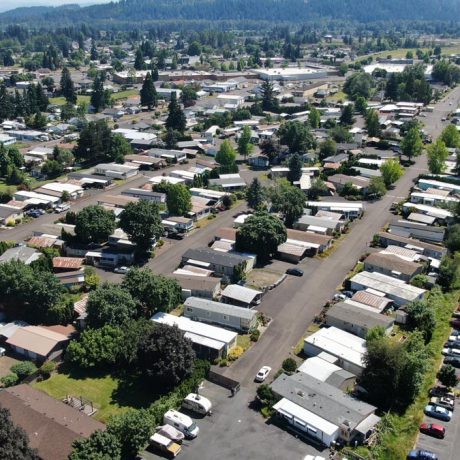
33,365 -> 157,422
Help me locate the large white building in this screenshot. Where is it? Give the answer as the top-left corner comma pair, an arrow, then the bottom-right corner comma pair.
254,67 -> 328,81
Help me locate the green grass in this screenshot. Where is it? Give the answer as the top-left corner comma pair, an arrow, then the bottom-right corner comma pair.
49,95 -> 91,106
34,366 -> 158,423
0,179 -> 16,194
112,89 -> 139,101
237,334 -> 251,351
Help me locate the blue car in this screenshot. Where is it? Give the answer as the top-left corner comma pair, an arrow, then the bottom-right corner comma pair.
407,450 -> 438,460
424,404 -> 452,421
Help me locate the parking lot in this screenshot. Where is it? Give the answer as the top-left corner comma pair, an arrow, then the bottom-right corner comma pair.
141,381 -> 328,460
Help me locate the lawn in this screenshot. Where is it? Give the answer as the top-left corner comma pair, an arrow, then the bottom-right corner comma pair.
49,95 -> 91,106
112,89 -> 139,101
34,366 -> 157,423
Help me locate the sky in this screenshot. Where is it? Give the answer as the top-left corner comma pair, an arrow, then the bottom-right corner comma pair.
0,0 -> 112,13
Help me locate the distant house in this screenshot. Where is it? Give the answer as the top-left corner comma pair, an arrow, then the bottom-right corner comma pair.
363,252 -> 423,282
209,173 -> 246,191
0,205 -> 24,226
94,163 -> 139,179
148,148 -> 187,164
181,248 -> 254,276
325,302 -> 394,339
220,284 -> 262,308
328,174 -> 370,194
6,325 -> 72,362
306,201 -> 364,219
293,215 -> 343,235
389,219 -> 445,244
124,154 -> 166,170
170,275 -> 221,300
248,155 -> 269,169
0,246 -> 41,265
183,297 -> 258,332
0,385 -> 105,460
121,188 -> 166,203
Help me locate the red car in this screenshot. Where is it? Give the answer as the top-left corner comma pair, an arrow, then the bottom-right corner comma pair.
419,423 -> 445,439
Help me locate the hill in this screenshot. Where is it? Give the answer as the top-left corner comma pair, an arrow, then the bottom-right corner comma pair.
1,0 -> 460,26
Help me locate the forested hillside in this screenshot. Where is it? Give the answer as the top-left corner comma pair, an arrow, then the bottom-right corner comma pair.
1,0 -> 460,27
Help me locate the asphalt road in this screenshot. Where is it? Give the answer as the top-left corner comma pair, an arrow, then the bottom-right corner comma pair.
222,86 -> 460,388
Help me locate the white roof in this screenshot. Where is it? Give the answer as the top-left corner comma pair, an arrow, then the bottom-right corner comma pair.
273,398 -> 338,436
41,182 -> 83,193
14,191 -> 60,203
151,312 -> 237,345
234,214 -> 251,224
305,326 -> 366,368
149,176 -> 184,185
402,202 -> 452,219
418,178 -> 460,192
113,129 -> 157,141
411,191 -> 459,203
297,356 -> 343,382
306,201 -> 363,210
221,284 -> 262,303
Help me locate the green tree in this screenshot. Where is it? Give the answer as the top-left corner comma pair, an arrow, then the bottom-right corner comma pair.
41,159 -> 64,178
354,96 -> 367,115
367,176 -> 387,198
401,127 -> 423,161
287,153 -> 303,183
427,139 -> 449,174
308,107 -> 321,129
280,186 -> 306,227
166,183 -> 192,216
73,120 -> 113,163
319,139 -> 337,160
138,323 -> 195,388
406,300 -> 436,343
69,430 -> 121,460
140,72 -> 157,110
111,133 -> 133,163
10,361 -> 37,380
187,41 -> 202,56
235,211 -> 287,262
165,92 -> 186,132
438,254 -> 460,291
215,140 -> 238,174
75,205 -> 115,244
308,178 -> 329,199
278,121 -> 315,153
86,283 -> 139,329
60,67 -> 77,104
108,409 -> 155,459
246,178 -> 265,210
438,365 -> 459,388
380,159 -> 404,187
343,72 -> 374,100
440,124 -> 460,149
261,80 -> 278,112
90,72 -> 110,113
119,200 -> 163,253
84,266 -> 100,290
340,104 -> 355,125
238,125 -> 253,160
0,406 -> 39,460
365,109 -> 381,137
66,325 -> 125,369
122,268 -> 182,316
134,48 -> 144,70
445,224 -> 460,253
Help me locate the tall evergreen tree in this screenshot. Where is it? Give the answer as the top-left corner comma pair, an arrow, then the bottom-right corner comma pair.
60,67 -> 77,104
261,80 -> 278,111
134,48 -> 144,70
90,73 -> 109,113
140,72 -> 157,110
165,92 -> 186,132
287,153 -> 303,183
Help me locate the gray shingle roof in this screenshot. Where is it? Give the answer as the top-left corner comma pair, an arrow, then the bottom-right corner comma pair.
184,297 -> 256,320
182,248 -> 249,267
326,302 -> 394,330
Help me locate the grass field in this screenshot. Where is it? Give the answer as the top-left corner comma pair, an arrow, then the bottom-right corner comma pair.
34,366 -> 157,422
356,45 -> 460,63
49,95 -> 91,106
112,89 -> 139,101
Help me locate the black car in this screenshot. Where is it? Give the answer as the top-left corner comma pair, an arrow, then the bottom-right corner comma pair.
286,268 -> 303,277
444,356 -> 460,368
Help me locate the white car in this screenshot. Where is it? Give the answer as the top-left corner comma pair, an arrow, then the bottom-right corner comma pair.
255,366 -> 272,382
55,204 -> 70,213
114,266 -> 130,274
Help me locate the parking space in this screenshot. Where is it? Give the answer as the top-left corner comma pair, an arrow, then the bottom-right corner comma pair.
142,381 -> 328,460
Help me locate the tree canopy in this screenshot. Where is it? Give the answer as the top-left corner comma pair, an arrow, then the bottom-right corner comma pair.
246,178 -> 265,210
287,153 -> 303,183
235,211 -> 287,261
140,72 -> 157,109
401,126 -> 423,160
427,139 -> 449,174
69,430 -> 121,460
278,121 -> 315,153
165,92 -> 186,132
75,205 -> 116,244
215,140 -> 238,174
166,183 -> 192,216
380,159 -> 404,187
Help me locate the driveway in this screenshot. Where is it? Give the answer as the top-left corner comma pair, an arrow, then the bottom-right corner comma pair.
141,381 -> 327,460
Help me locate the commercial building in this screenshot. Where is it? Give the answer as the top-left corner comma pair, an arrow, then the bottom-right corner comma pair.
254,67 -> 328,81
184,297 -> 258,332
151,312 -> 237,360
304,326 -> 367,376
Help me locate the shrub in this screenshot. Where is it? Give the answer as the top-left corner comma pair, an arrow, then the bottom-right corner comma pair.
38,361 -> 56,378
227,346 -> 244,361
250,328 -> 260,342
219,358 -> 228,367
282,358 -> 297,373
1,373 -> 19,387
10,361 -> 37,380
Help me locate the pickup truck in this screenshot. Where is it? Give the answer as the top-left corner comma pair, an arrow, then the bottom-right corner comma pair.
149,433 -> 182,458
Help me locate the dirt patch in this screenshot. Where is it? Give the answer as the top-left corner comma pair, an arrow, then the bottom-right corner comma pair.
0,355 -> 22,379
245,268 -> 284,290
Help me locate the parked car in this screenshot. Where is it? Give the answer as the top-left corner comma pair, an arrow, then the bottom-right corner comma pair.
0,347 -> 5,356
419,422 -> 445,439
451,319 -> 460,329
429,386 -> 455,400
149,433 -> 182,458
424,404 -> 452,421
163,409 -> 199,439
155,425 -> 184,443
407,449 -> 438,460
451,330 -> 460,337
114,266 -> 130,274
255,366 -> 272,382
55,204 -> 70,213
286,268 -> 303,277
442,347 -> 460,357
430,396 -> 455,411
444,356 -> 460,368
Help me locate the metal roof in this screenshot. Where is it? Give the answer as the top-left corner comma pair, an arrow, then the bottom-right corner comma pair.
184,297 -> 257,320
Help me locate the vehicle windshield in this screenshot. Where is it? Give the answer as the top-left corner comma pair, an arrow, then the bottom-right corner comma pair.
188,422 -> 197,432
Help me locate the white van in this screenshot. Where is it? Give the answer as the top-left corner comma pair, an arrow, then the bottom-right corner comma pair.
182,393 -> 212,416
163,409 -> 199,439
